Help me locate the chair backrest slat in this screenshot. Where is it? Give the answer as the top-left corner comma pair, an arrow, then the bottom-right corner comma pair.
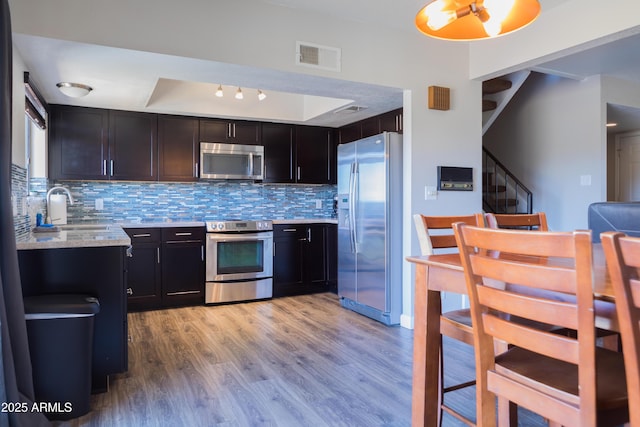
485,212 -> 549,231
482,314 -> 580,364
477,286 -> 579,331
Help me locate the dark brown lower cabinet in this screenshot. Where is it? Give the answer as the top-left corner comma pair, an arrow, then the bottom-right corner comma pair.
273,223 -> 336,297
161,227 -> 205,308
17,245 -> 128,393
125,228 -> 162,311
125,227 -> 204,311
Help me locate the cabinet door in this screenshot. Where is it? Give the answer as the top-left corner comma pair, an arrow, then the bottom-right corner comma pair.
379,108 -> 403,133
161,227 -> 205,307
338,122 -> 362,144
361,116 -> 380,138
273,226 -> 304,297
262,122 -> 294,183
125,228 -> 162,311
49,105 -> 109,181
304,225 -> 327,287
326,224 -> 338,293
109,110 -> 158,181
200,119 -> 261,145
199,118 -> 229,142
158,115 -> 199,181
231,120 -> 261,145
295,126 -> 333,184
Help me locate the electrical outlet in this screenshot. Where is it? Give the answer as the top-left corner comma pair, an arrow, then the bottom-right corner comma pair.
95,198 -> 104,210
315,199 -> 322,209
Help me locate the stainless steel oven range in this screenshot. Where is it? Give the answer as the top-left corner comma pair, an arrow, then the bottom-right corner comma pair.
205,220 -> 273,304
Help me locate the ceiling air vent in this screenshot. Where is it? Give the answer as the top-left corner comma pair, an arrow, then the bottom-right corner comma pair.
296,41 -> 341,72
334,105 -> 367,114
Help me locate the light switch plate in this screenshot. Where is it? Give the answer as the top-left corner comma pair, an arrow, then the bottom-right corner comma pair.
425,186 -> 438,200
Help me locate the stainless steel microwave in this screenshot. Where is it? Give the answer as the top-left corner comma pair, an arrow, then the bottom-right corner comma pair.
199,142 -> 264,180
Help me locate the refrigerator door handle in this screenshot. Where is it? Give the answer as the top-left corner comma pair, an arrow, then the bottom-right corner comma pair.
348,162 -> 356,253
351,162 -> 359,253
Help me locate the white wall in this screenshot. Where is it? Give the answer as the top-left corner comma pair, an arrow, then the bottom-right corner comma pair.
484,73 -> 604,231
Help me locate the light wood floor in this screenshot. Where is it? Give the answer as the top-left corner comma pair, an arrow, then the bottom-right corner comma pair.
58,293 -> 545,427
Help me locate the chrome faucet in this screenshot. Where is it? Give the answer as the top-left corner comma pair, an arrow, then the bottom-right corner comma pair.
46,186 -> 74,224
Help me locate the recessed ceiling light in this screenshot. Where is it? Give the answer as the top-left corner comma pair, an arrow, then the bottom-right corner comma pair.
56,82 -> 92,98
606,122 -> 618,127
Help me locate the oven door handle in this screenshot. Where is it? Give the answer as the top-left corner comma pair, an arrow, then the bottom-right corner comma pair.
207,233 -> 273,242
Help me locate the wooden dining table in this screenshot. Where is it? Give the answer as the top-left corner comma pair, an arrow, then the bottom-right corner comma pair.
406,243 -> 619,427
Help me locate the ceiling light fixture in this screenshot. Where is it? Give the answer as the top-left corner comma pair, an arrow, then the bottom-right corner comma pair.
235,87 -> 243,100
415,0 -> 540,41
606,122 -> 618,127
215,85 -> 224,97
56,82 -> 93,98
257,90 -> 267,101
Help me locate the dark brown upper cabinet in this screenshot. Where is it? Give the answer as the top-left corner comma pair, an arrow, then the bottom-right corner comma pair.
295,125 -> 336,185
158,115 -> 199,182
199,118 -> 261,145
262,122 -> 295,183
336,108 -> 403,146
378,108 -> 403,134
49,105 -> 109,181
109,110 -> 158,181
50,105 -> 158,181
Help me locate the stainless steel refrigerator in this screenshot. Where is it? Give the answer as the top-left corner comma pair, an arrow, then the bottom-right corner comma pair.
337,132 -> 403,325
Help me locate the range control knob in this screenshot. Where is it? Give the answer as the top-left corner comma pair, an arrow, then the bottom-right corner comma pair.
217,222 -> 225,230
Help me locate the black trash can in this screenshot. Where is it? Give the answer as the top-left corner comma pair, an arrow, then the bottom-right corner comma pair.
23,294 -> 100,421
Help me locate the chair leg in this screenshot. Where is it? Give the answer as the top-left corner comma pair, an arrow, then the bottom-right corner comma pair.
438,334 -> 444,427
497,397 -> 509,426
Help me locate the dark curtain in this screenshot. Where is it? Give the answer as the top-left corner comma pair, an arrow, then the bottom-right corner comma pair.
0,1 -> 50,426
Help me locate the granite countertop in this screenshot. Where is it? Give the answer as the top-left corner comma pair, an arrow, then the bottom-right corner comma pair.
272,219 -> 338,224
15,218 -> 337,250
16,224 -> 131,250
116,221 -> 206,229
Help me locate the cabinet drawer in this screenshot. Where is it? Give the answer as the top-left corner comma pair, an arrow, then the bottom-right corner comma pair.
274,224 -> 304,235
162,227 -> 205,242
125,228 -> 161,243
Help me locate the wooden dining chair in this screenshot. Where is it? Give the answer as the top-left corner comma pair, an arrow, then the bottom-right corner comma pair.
413,213 -> 490,426
601,231 -> 640,427
454,224 -> 629,427
484,212 -> 548,231
487,211 -> 621,351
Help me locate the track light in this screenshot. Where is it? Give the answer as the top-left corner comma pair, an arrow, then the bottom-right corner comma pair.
215,85 -> 223,97
258,90 -> 266,101
235,87 -> 243,100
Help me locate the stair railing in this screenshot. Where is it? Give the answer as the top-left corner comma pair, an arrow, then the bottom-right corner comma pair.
482,147 -> 533,214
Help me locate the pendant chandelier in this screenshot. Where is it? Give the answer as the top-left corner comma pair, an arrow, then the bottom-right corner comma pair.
415,0 -> 541,41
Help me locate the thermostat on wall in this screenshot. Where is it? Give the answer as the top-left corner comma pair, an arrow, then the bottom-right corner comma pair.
438,166 -> 473,191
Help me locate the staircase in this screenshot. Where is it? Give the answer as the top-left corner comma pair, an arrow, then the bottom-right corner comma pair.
482,71 -> 533,214
483,147 -> 532,214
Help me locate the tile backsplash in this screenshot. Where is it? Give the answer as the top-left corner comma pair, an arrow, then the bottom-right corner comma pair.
18,174 -> 336,230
